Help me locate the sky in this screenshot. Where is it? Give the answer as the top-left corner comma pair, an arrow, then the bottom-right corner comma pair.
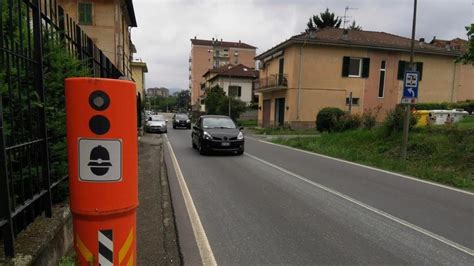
131,0 -> 473,93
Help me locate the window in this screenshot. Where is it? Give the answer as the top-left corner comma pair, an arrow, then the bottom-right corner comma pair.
228,85 -> 241,97
378,60 -> 386,98
342,57 -> 370,78
346,97 -> 360,106
78,2 -> 93,25
349,58 -> 362,76
397,61 -> 423,80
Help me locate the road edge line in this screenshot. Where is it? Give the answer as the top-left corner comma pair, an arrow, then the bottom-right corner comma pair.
164,134 -> 217,266
245,152 -> 474,256
246,136 -> 473,196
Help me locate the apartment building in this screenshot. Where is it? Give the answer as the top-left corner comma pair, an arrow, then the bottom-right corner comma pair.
58,0 -> 137,78
255,28 -> 473,128
189,37 -> 257,107
147,87 -> 170,97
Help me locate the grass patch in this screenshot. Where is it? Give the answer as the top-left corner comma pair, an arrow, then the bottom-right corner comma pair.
457,115 -> 474,129
237,119 -> 257,128
252,127 -> 318,135
59,255 -> 76,266
273,126 -> 474,190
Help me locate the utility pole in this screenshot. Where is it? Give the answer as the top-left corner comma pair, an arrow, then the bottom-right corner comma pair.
401,0 -> 417,160
228,73 -> 232,117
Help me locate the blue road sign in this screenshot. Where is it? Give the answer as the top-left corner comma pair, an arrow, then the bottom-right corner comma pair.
402,71 -> 419,99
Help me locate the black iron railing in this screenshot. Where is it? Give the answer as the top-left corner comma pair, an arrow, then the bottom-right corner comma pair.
253,73 -> 288,91
0,0 -> 125,257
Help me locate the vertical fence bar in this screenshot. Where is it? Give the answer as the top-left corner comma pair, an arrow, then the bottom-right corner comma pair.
32,0 -> 52,218
0,103 -> 15,257
0,0 -> 15,249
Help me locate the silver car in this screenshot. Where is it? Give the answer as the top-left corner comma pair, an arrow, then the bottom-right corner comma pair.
146,115 -> 168,133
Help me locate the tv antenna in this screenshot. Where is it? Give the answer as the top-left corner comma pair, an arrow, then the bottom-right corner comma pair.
343,6 -> 358,29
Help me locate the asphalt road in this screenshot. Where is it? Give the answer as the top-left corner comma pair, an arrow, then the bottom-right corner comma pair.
162,126 -> 474,265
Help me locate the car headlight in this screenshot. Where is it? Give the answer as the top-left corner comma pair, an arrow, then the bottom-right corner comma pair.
204,131 -> 212,140
237,131 -> 244,140
186,119 -> 190,123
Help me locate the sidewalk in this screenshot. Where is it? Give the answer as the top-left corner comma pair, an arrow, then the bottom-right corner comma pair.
137,134 -> 181,265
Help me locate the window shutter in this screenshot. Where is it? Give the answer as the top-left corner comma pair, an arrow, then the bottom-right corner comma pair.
397,60 -> 406,80
416,62 -> 423,81
342,56 -> 350,77
362,58 -> 370,78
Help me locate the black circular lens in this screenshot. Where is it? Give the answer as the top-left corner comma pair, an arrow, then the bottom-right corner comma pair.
89,115 -> 110,135
89,90 -> 110,111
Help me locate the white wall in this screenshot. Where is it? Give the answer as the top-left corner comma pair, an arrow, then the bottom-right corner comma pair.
215,77 -> 254,104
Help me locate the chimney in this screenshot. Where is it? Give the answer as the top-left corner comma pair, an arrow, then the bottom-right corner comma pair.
341,29 -> 349,41
239,40 -> 241,44
194,36 -> 196,39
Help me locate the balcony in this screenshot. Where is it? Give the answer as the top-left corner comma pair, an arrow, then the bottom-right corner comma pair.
253,74 -> 288,92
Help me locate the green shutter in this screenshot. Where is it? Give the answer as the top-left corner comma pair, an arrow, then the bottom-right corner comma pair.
362,58 -> 370,78
416,62 -> 423,81
397,60 -> 406,80
342,56 -> 350,77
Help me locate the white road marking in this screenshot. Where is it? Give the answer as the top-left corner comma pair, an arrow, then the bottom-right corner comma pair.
244,152 -> 474,256
246,136 -> 473,196
164,134 -> 217,266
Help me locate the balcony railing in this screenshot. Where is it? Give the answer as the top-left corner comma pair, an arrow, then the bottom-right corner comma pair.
253,74 -> 288,91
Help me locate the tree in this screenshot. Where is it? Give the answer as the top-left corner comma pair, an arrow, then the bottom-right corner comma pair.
349,20 -> 362,31
458,24 -> 474,64
306,8 -> 342,31
203,85 -> 226,115
175,90 -> 191,111
203,85 -> 247,120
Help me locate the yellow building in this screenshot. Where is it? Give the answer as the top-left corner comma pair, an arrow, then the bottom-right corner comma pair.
58,0 -> 137,78
255,28 -> 473,128
131,60 -> 148,102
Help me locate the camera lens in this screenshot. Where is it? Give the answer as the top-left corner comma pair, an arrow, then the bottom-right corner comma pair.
89,90 -> 110,111
89,115 -> 110,135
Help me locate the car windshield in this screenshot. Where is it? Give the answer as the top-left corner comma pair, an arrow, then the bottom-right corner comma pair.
176,114 -> 188,120
150,115 -> 165,121
202,117 -> 236,129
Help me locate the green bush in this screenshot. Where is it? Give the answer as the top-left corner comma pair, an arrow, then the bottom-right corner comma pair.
383,105 -> 417,136
415,102 -> 450,110
414,100 -> 474,114
456,100 -> 474,114
316,107 -> 345,132
334,113 -> 362,132
362,106 -> 381,130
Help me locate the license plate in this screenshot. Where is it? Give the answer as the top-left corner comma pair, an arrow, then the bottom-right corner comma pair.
221,142 -> 230,146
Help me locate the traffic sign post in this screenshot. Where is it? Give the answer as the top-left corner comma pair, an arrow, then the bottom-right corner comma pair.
401,71 -> 419,104
66,78 -> 138,265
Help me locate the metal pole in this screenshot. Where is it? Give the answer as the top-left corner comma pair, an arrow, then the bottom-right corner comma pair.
348,92 -> 353,114
228,74 -> 232,117
401,0 -> 417,160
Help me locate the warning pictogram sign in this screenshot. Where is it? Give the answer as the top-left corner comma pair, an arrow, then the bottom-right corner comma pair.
79,139 -> 122,182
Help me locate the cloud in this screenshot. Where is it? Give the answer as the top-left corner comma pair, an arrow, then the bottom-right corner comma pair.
132,0 -> 473,90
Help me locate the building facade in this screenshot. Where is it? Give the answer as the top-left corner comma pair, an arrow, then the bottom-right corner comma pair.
202,64 -> 259,105
189,37 -> 257,107
147,87 -> 170,97
255,28 -> 474,128
131,60 -> 148,102
58,0 -> 137,78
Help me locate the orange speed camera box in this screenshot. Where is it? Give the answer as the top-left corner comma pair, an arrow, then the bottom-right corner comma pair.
65,78 -> 138,265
